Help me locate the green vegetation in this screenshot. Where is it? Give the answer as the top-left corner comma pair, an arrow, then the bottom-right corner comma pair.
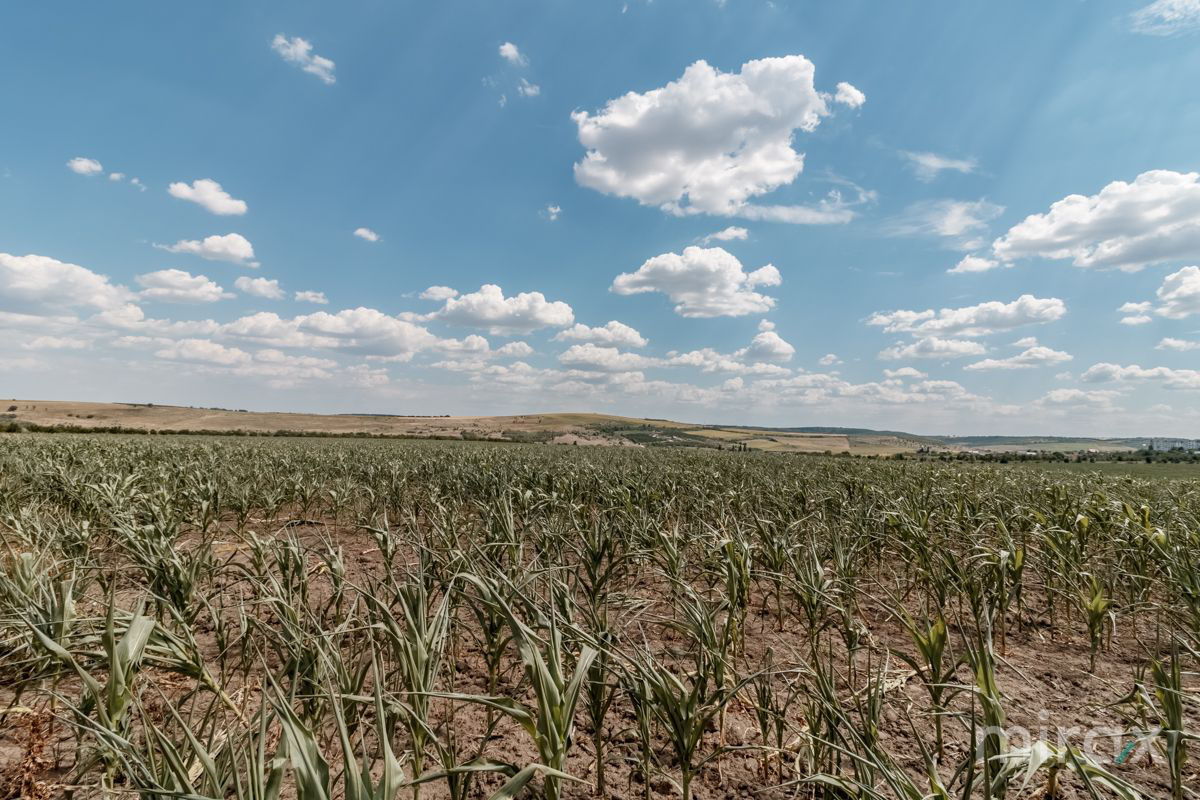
0,434 -> 1196,799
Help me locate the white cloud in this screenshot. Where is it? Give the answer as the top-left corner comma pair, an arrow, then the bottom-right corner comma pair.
833,81 -> 865,108
553,320 -> 648,348
1082,362 -> 1200,390
964,345 -> 1073,371
699,226 -> 749,245
868,295 -> 1066,339
992,170 -> 1200,271
736,330 -> 795,362
1130,0 -> 1200,35
612,246 -> 781,317
22,335 -> 90,350
294,290 -> 328,304
544,204 -> 561,221
156,338 -> 252,366
818,353 -> 841,366
887,199 -> 1004,250
109,172 -> 125,182
296,308 -> 439,358
1012,337 -> 1039,348
1154,266 -> 1200,318
354,227 -> 380,242
667,348 -> 790,376
235,276 -> 285,300
558,343 -> 660,372
345,364 -> 389,388
272,34 -> 336,84
948,254 -> 1002,274
883,367 -> 926,379
428,284 -> 574,334
1035,389 -> 1123,410
878,337 -> 986,360
518,78 -> 541,97
1118,301 -> 1153,326
66,157 -> 103,176
498,42 -> 527,65
573,56 -> 857,223
901,151 -> 977,182
420,286 -> 459,301
757,319 -> 775,331
156,233 -> 257,266
130,178 -> 145,191
0,252 -> 132,313
168,179 -> 247,215
435,334 -> 491,355
137,269 -> 232,303
1158,337 -> 1200,351
496,341 -> 534,357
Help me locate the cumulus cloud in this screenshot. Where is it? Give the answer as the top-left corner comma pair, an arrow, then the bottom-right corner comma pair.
1158,337 -> 1200,351
235,276 -> 285,300
1154,266 -> 1200,318
272,34 -> 336,84
868,295 -> 1067,339
964,345 -> 1073,371
818,353 -> 841,366
558,343 -> 660,372
496,341 -> 534,357
833,81 -> 865,108
1118,301 -> 1153,325
354,227 -> 380,242
168,179 -> 247,215
667,348 -> 790,376
296,307 -> 439,358
1081,362 -> 1200,390
428,284 -> 574,334
66,157 -> 103,176
553,320 -> 647,348
699,226 -> 749,245
992,170 -> 1200,271
573,55 -> 859,223
294,290 -> 328,304
612,246 -> 781,317
735,330 -> 795,362
137,269 -> 232,303
1130,0 -> 1200,34
901,151 -> 977,182
156,233 -> 257,266
156,338 -> 251,366
884,367 -> 927,379
1035,388 -> 1123,410
878,337 -> 986,360
544,204 -> 561,221
22,335 -> 91,350
948,254 -> 1002,274
517,78 -> 540,97
0,252 -> 132,313
420,286 -> 459,301
498,41 -> 527,65
886,199 -> 1004,250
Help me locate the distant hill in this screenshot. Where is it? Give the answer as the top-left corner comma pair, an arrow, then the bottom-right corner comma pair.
0,398 -> 1160,455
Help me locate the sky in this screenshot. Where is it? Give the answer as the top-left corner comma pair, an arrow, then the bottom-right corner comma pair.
2,1 -> 1200,436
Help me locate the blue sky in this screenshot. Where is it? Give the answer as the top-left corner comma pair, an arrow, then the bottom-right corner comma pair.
2,0 -> 1199,435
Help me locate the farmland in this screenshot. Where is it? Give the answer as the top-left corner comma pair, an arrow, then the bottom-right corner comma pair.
1,434 -> 1197,799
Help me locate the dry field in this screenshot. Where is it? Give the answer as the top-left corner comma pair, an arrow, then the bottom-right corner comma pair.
0,400 -> 935,456
1,434 -> 1197,800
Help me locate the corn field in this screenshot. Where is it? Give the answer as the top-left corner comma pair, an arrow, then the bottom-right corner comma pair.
0,434 -> 1197,800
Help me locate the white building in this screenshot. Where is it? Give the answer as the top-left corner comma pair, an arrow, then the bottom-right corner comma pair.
1149,438 -> 1199,451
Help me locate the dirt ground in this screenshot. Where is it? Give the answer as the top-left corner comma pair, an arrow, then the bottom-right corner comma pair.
2,512 -> 1187,800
